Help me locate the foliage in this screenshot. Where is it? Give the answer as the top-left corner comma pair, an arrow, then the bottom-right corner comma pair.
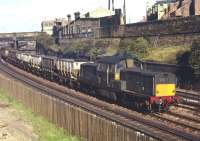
36,33 -> 54,48
105,47 -> 119,56
126,37 -> 149,59
189,41 -> 200,77
0,89 -> 81,141
189,41 -> 200,66
89,47 -> 102,60
63,42 -> 89,58
49,44 -> 61,52
144,45 -> 191,63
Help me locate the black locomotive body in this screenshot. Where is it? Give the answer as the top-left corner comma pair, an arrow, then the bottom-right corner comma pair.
79,54 -> 179,111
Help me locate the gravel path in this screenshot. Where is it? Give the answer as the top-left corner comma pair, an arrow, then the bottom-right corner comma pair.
0,103 -> 39,141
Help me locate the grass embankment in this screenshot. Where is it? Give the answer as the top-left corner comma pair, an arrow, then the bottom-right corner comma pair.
0,89 -> 81,141
144,45 -> 191,64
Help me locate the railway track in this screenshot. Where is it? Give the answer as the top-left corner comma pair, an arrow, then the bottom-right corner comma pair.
168,111 -> 200,124
151,112 -> 200,132
0,60 -> 200,141
176,89 -> 200,107
176,104 -> 199,112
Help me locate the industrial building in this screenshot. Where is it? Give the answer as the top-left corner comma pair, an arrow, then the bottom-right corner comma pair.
162,0 -> 200,19
41,18 -> 68,35
147,0 -> 200,21
52,8 -> 124,42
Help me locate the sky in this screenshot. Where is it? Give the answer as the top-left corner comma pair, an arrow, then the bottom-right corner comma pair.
0,0 -> 157,33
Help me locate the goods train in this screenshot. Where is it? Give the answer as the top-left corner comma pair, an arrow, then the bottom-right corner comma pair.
1,48 -> 180,112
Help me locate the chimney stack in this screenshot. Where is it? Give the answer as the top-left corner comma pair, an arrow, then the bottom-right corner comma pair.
67,14 -> 71,22
74,12 -> 80,20
112,0 -> 115,11
108,0 -> 114,11
115,9 -> 121,16
108,0 -> 111,10
123,0 -> 126,24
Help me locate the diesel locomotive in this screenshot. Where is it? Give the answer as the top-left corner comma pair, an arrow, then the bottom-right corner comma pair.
1,48 -> 180,112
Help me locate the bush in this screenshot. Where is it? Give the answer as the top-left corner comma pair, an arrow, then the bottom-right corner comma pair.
189,41 -> 200,77
126,37 -> 149,59
36,33 -> 54,48
89,47 -> 103,60
190,41 -> 200,67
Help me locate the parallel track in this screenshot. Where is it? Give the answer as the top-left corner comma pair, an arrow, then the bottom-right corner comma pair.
0,60 -> 200,141
151,112 -> 200,132
176,89 -> 200,107
176,104 -> 199,112
168,111 -> 200,124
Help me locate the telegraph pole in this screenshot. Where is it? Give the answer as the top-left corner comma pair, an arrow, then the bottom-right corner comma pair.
108,0 -> 111,10
112,0 -> 115,11
123,0 -> 126,24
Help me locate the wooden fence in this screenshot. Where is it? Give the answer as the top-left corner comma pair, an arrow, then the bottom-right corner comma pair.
0,74 -> 157,141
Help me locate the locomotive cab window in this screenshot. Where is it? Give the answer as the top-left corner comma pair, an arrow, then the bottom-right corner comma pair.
115,60 -> 126,72
110,65 -> 115,73
98,63 -> 108,72
126,59 -> 134,68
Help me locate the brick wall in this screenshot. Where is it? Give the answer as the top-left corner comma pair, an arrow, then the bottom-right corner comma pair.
195,0 -> 200,15
114,15 -> 200,38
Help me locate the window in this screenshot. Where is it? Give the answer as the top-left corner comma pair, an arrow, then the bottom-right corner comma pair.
98,63 -> 108,71
110,65 -> 115,73
126,59 -> 134,68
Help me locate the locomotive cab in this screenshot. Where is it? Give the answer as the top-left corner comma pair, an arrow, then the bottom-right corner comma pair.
154,73 -> 176,97
97,54 -> 141,90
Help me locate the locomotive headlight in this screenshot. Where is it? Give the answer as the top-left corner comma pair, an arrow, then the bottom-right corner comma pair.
115,72 -> 120,81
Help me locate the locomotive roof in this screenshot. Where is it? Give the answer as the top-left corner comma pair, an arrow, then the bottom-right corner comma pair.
122,68 -> 173,76
97,55 -> 130,64
81,63 -> 97,67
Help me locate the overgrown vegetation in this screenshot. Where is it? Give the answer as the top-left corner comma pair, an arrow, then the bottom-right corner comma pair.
189,40 -> 200,77
36,33 -> 54,48
0,89 -> 81,141
36,33 -> 107,60
144,45 -> 191,63
36,33 -> 196,67
126,37 -> 149,59
119,37 -> 149,59
190,41 -> 200,66
89,47 -> 103,60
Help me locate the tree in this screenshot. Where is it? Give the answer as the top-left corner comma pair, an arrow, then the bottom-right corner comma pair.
190,41 -> 200,67
36,33 -> 54,48
89,47 -> 102,60
127,37 -> 149,59
189,41 -> 200,77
